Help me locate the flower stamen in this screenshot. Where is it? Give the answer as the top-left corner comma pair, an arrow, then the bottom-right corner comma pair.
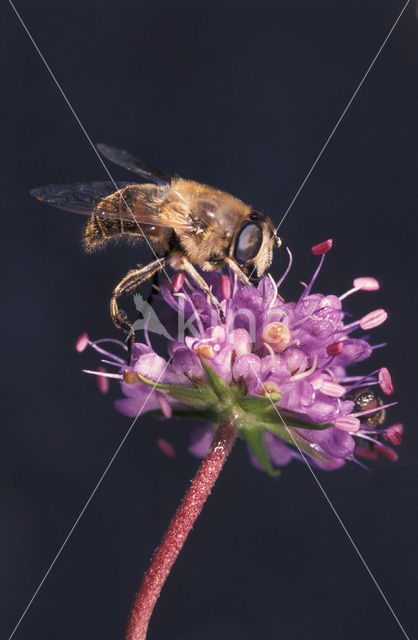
290,355 -> 318,381
157,393 -> 173,419
172,272 -> 185,294
335,416 -> 360,432
157,438 -> 176,458
220,275 -> 231,300
276,247 -> 293,290
76,331 -> 89,353
311,239 -> 333,255
339,276 -> 380,300
378,367 -> 394,395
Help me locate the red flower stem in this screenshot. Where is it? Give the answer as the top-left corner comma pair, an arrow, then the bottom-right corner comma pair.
125,417 -> 238,640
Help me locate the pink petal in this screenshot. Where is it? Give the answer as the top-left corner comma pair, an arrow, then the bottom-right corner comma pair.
232,353 -> 262,384
284,348 -> 308,375
230,329 -> 252,356
136,353 -> 168,380
189,424 -> 214,458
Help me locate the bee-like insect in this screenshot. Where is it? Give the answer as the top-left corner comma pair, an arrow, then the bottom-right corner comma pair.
349,388 -> 386,429
31,144 -> 281,361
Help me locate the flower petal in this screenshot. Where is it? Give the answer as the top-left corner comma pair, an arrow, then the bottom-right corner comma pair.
233,353 -> 262,385
189,424 -> 214,458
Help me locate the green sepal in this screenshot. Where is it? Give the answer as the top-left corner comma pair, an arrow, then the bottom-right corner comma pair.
261,420 -> 331,463
198,355 -> 231,402
242,422 -> 280,477
134,371 -> 173,390
136,362 -> 333,468
168,386 -> 219,409
135,370 -> 218,409
239,395 -> 281,415
261,406 -> 330,430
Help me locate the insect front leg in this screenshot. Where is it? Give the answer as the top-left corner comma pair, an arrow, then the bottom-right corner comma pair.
146,269 -> 161,305
110,257 -> 166,365
225,258 -> 250,285
178,257 -> 225,322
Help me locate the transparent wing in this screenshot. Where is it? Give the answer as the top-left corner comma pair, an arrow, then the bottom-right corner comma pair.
96,143 -> 171,185
30,181 -> 191,229
31,181 -> 131,214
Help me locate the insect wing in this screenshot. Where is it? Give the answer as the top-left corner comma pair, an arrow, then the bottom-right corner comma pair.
30,181 -> 191,229
96,143 -> 171,185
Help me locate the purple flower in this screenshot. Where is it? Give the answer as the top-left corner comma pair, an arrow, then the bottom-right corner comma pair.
80,241 -> 402,475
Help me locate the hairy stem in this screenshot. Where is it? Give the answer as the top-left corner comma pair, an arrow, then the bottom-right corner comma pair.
125,417 -> 238,640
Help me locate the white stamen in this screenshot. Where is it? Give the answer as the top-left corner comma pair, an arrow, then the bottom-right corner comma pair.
276,248 -> 293,290
291,355 -> 318,381
83,369 -> 123,380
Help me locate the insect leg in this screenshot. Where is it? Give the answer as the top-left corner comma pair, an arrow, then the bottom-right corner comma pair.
146,269 -> 161,305
224,258 -> 250,285
179,257 -> 225,322
110,257 -> 166,364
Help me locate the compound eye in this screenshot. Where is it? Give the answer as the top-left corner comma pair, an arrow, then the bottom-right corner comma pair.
233,223 -> 263,265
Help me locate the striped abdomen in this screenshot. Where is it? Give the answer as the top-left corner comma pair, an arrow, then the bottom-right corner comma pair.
83,184 -> 171,253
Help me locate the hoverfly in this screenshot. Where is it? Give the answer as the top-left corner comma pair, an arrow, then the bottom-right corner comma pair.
349,388 -> 386,428
31,144 -> 281,362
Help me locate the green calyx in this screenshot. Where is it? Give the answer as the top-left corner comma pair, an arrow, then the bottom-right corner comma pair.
136,356 -> 331,476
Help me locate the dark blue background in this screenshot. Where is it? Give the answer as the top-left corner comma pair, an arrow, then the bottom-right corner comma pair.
2,1 -> 417,639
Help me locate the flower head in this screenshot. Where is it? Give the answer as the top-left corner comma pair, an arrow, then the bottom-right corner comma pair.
81,241 -> 402,475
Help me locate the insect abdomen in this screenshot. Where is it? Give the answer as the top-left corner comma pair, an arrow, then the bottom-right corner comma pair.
83,215 -> 141,252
